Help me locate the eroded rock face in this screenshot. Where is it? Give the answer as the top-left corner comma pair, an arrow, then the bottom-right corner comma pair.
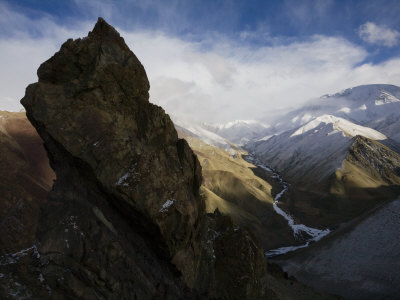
14,18 -> 267,299
23,16 -> 203,282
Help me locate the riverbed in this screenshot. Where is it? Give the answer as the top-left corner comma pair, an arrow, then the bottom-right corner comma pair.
246,156 -> 330,257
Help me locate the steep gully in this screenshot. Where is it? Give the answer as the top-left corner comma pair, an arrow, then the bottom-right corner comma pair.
246,155 -> 331,257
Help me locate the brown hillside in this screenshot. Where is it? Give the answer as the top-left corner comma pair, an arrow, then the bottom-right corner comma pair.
0,111 -> 55,254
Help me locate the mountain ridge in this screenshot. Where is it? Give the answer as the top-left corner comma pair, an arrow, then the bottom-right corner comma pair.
274,84 -> 400,143
1,18 -> 269,299
245,84 -> 400,231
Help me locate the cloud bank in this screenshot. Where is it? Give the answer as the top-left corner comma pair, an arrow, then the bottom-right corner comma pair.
1,5 -> 400,123
358,22 -> 400,47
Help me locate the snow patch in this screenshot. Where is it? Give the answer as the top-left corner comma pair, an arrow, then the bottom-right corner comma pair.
375,91 -> 400,106
290,115 -> 386,140
115,163 -> 138,187
0,245 -> 40,266
257,134 -> 273,142
116,172 -> 130,186
160,199 -> 175,213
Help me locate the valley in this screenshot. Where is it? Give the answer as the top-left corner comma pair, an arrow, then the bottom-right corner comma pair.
176,127 -> 297,251
274,198 -> 400,299
245,156 -> 331,258
0,19 -> 342,300
1,13 -> 400,300
199,84 -> 400,299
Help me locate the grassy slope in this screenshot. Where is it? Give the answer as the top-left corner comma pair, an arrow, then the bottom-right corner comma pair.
177,129 -> 296,250
279,135 -> 400,228
181,134 -> 340,298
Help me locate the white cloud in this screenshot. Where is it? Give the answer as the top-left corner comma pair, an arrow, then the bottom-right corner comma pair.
0,3 -> 91,111
115,31 -> 400,122
1,6 -> 400,123
358,22 -> 400,47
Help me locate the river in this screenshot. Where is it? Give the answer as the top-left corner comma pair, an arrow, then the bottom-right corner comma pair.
246,156 -> 331,258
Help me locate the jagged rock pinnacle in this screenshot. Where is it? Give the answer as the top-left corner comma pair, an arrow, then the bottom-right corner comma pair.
19,18 -> 267,299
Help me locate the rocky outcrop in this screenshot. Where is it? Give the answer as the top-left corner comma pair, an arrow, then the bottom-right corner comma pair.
343,135 -> 400,187
2,18 -> 267,299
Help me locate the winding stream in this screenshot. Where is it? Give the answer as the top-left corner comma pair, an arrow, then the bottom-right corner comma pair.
247,156 -> 331,258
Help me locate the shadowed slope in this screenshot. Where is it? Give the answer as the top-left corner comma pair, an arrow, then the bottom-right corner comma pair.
0,111 -> 55,254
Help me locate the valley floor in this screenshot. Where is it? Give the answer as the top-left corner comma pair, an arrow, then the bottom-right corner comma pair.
273,198 -> 400,300
245,156 -> 331,257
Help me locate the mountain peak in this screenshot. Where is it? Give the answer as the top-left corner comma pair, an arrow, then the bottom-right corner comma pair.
290,114 -> 387,140
322,84 -> 400,101
36,16 -> 149,100
89,17 -> 122,40
18,19 -> 267,299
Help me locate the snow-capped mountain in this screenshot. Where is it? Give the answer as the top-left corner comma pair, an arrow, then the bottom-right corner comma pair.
248,115 -> 387,185
273,84 -> 400,142
290,115 -> 386,140
246,84 -> 400,189
202,120 -> 272,145
172,117 -> 236,152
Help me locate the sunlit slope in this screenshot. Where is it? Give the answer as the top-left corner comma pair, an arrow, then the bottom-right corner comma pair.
249,115 -> 390,187
330,135 -> 400,203
281,135 -> 400,228
177,129 -> 295,249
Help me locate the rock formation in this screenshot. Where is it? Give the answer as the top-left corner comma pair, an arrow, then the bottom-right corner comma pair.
3,18 -> 267,299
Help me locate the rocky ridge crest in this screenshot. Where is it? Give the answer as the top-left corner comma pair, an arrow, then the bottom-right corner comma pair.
10,18 -> 267,299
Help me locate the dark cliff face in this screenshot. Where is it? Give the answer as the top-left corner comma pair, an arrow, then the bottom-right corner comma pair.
12,18 -> 267,299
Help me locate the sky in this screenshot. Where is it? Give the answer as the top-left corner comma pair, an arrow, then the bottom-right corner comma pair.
1,0 -> 400,123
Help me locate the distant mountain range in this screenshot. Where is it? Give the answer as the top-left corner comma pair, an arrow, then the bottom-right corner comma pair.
246,84 -> 400,182
202,119 -> 272,145
202,84 -> 400,145
2,17 -> 399,300
273,84 -> 400,142
182,84 -> 400,230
